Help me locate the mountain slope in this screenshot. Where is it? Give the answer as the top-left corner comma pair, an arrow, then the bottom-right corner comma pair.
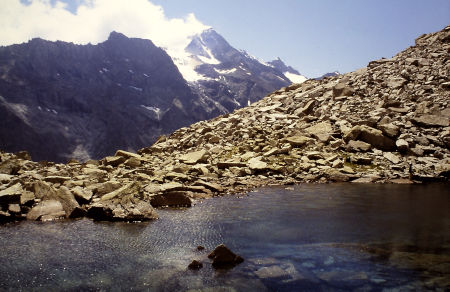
0,32 -> 219,162
171,28 -> 307,111
0,29 -> 305,162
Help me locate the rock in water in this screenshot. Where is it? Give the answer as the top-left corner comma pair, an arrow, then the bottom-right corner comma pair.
208,244 -> 244,268
188,260 -> 203,270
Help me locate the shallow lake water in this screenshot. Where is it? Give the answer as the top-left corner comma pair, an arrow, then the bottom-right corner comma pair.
0,183 -> 449,291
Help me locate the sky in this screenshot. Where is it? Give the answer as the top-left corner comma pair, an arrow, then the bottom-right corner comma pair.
1,0 -> 449,78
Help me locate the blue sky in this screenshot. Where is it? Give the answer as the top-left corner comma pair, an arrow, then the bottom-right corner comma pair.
150,0 -> 450,77
7,0 -> 450,77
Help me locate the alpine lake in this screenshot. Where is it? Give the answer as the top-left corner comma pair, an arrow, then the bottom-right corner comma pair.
0,183 -> 449,291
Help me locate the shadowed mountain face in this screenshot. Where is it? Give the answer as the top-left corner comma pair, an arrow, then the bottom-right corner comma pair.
0,32 -> 220,162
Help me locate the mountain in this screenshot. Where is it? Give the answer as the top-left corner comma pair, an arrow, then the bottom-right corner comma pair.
268,57 -> 308,83
1,26 -> 448,223
0,32 -> 218,162
0,29 -> 305,162
315,71 -> 340,80
170,28 -> 307,111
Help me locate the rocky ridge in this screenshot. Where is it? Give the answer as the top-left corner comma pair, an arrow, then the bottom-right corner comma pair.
1,26 -> 449,223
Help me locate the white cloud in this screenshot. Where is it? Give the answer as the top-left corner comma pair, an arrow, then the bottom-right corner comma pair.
0,0 -> 209,52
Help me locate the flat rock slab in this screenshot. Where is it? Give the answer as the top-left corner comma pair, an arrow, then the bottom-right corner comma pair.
26,200 -> 65,221
412,115 -> 449,127
180,150 -> 208,164
0,183 -> 22,204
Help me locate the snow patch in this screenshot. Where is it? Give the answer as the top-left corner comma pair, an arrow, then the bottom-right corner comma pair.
143,73 -> 150,77
170,54 -> 207,82
128,69 -> 134,74
240,50 -> 272,67
214,68 -> 237,74
141,105 -> 160,113
129,86 -> 143,91
284,72 -> 307,84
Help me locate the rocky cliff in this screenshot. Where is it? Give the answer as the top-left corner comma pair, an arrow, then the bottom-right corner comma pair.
0,26 -> 449,223
0,32 -> 222,162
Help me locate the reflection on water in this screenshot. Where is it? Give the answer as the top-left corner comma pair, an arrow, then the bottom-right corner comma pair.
0,183 -> 449,291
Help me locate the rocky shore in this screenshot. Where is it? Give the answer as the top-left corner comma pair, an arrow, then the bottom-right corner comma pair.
1,26 -> 449,223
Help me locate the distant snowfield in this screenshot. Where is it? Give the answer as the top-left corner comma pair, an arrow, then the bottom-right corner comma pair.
166,28 -> 308,85
284,71 -> 307,84
214,68 -> 237,74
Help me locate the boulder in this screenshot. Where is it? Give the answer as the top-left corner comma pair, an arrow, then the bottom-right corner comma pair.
194,180 -> 223,192
412,115 -> 449,127
396,139 -> 409,153
344,125 -> 395,151
305,121 -> 333,142
248,157 -> 269,171
347,140 -> 371,152
188,260 -> 203,270
26,200 -> 66,221
88,200 -> 157,221
0,174 -> 12,184
103,156 -> 126,167
324,169 -> 351,182
284,136 -> 313,147
208,244 -> 244,268
0,183 -> 22,204
101,182 -> 137,201
180,150 -> 208,164
115,150 -> 142,160
150,191 -> 192,207
383,152 -> 401,164
55,186 -> 81,217
95,181 -> 122,196
294,100 -> 316,116
159,182 -> 184,192
20,191 -> 35,205
124,157 -> 141,168
378,123 -> 400,138
333,82 -> 354,97
71,186 -> 93,204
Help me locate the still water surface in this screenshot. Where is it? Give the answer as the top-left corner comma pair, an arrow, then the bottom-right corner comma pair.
0,183 -> 449,291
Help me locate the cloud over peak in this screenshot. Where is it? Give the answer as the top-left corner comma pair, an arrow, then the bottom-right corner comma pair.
0,0 -> 208,51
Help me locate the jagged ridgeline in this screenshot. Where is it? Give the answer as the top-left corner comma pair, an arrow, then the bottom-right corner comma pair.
0,29 -> 302,162
0,26 -> 449,223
